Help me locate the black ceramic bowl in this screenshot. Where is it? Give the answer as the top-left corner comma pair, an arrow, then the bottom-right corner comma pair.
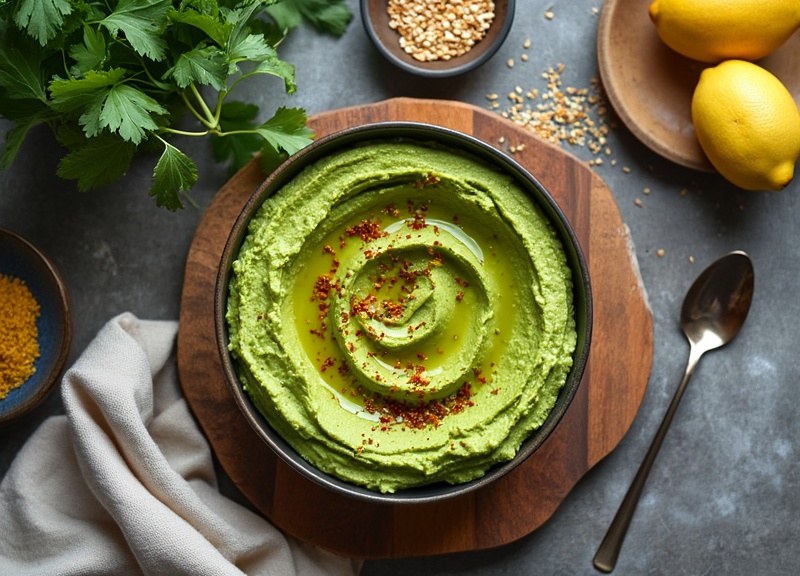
0,228 -> 72,424
361,0 -> 515,78
215,122 -> 592,504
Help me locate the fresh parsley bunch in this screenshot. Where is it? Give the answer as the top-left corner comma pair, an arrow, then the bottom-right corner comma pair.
0,0 -> 352,210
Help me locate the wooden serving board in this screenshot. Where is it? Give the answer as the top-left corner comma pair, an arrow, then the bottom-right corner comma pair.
177,98 -> 653,559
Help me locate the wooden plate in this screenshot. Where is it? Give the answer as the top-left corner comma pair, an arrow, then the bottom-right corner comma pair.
597,0 -> 800,172
177,98 -> 653,558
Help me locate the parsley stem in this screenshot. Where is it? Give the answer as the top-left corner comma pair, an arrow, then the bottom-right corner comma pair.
190,84 -> 217,127
160,127 -> 209,137
180,92 -> 214,130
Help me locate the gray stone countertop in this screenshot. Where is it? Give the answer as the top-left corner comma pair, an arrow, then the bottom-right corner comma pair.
2,1 -> 797,574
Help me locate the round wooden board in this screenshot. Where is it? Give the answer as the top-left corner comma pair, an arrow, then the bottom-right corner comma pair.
177,98 -> 653,559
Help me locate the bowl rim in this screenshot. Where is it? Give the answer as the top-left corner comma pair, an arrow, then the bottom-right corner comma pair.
214,121 -> 592,504
360,0 -> 516,78
0,226 -> 72,425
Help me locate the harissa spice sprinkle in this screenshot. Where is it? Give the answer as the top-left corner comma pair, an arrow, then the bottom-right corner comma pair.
0,274 -> 41,399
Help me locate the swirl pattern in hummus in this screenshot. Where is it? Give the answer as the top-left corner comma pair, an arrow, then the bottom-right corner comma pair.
226,140 -> 576,493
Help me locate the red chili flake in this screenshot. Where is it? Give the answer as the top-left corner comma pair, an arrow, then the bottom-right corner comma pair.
417,352 -> 427,361
413,173 -> 440,187
381,298 -> 405,320
384,203 -> 401,217
455,291 -> 465,302
455,277 -> 469,287
408,369 -> 430,387
345,219 -> 385,243
347,342 -> 355,352
320,357 -> 335,372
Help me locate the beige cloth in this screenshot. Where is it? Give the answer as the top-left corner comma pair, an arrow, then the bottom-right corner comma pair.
0,313 -> 361,576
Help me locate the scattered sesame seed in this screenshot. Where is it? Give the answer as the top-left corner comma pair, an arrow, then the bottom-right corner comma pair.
657,249 -> 665,257
622,166 -> 632,173
507,58 -> 515,67
689,255 -> 695,263
521,53 -> 529,61
488,64 -> 611,158
643,187 -> 651,194
680,187 -> 688,196
634,198 -> 643,207
545,9 -> 554,19
523,38 -> 531,49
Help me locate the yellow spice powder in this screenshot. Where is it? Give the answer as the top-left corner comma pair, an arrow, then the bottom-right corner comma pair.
0,274 -> 41,399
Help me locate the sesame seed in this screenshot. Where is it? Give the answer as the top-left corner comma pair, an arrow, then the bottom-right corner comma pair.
387,0 -> 496,62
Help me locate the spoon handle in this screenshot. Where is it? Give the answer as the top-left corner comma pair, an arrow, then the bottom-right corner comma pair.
593,343 -> 703,573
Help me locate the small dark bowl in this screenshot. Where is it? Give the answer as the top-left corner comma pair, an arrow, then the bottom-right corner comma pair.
361,0 -> 515,78
0,228 -> 72,425
215,122 -> 592,505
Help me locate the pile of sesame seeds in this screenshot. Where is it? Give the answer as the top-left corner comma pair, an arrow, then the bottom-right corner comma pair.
388,0 -> 496,62
487,61 -> 614,167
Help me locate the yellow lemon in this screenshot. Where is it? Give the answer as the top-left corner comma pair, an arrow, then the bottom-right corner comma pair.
649,0 -> 800,63
691,60 -> 800,191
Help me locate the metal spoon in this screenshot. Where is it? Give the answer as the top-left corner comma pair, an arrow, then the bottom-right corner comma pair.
593,251 -> 754,573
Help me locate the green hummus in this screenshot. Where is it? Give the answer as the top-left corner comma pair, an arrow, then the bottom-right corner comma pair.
226,140 -> 576,493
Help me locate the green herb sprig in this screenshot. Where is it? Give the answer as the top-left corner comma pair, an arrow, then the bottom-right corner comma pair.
0,0 -> 352,210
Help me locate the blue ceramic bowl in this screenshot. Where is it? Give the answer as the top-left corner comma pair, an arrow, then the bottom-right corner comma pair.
0,228 -> 72,424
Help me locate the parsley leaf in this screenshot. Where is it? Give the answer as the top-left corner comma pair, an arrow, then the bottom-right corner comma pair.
256,106 -> 313,157
91,83 -> 167,144
68,25 -> 107,77
0,112 -> 50,170
49,69 -> 127,114
267,0 -> 352,37
164,45 -> 228,91
150,139 -> 198,210
101,0 -> 172,61
0,42 -> 47,102
56,132 -> 137,191
13,0 -> 73,46
167,8 -> 231,46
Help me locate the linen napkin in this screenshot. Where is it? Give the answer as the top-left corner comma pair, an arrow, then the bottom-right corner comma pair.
0,313 -> 361,576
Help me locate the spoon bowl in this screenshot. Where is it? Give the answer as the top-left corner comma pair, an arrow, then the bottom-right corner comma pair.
594,251 -> 754,572
681,252 -> 755,358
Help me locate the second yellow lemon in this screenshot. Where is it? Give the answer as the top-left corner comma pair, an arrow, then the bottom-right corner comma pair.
691,60 -> 800,191
649,0 -> 800,63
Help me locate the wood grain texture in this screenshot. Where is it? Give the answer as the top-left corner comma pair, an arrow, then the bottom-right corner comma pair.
176,98 -> 653,559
